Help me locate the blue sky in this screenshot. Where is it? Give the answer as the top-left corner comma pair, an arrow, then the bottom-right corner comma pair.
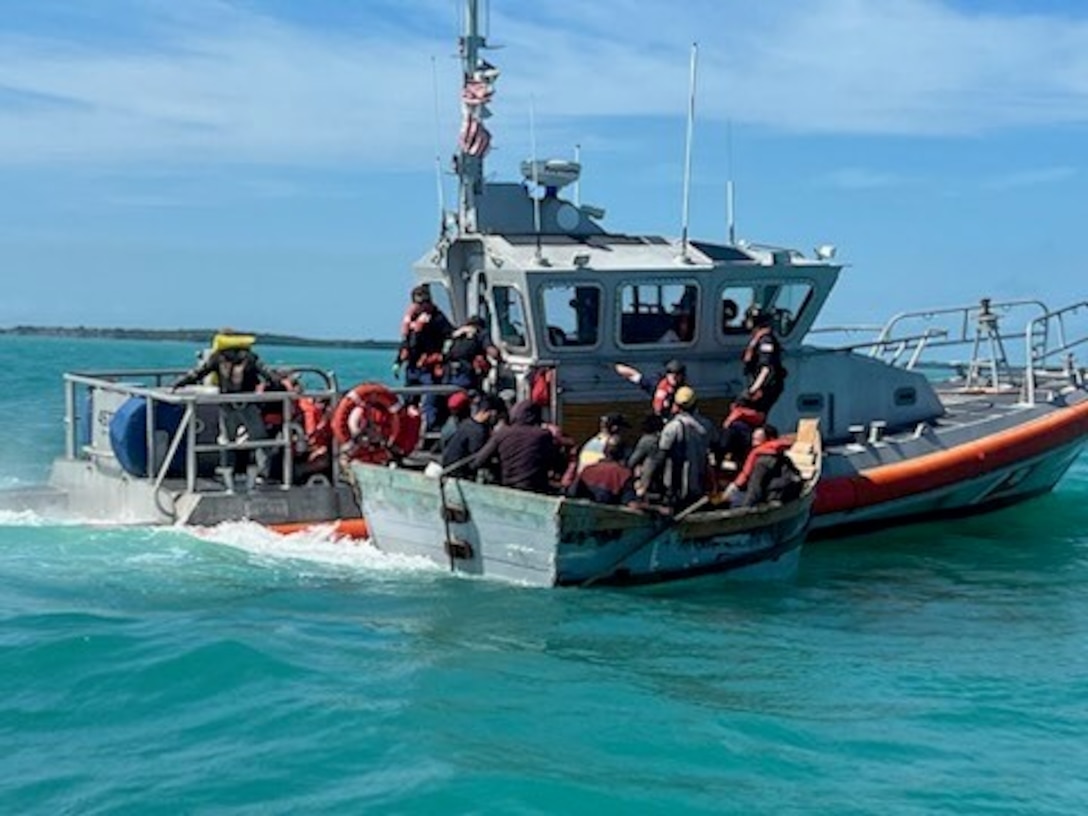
1,0 -> 1086,340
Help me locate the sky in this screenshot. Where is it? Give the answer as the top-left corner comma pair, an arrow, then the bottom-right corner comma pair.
1,0 -> 1086,341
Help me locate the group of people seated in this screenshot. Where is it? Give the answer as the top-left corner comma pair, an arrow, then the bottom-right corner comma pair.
431,379 -> 803,515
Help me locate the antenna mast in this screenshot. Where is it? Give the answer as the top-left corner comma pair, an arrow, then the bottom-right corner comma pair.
680,43 -> 698,259
726,120 -> 736,244
456,0 -> 496,235
431,56 -> 446,236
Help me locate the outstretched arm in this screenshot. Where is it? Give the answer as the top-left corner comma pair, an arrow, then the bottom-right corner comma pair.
614,363 -> 654,397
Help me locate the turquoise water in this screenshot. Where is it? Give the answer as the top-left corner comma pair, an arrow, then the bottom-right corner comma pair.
2,336 -> 1088,814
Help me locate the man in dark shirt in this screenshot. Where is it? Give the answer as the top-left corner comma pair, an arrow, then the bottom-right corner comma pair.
441,395 -> 500,479
470,399 -> 565,492
567,434 -> 637,506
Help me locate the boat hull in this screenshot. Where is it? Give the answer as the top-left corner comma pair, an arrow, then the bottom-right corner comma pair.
46,457 -> 359,526
352,464 -> 811,588
811,394 -> 1088,535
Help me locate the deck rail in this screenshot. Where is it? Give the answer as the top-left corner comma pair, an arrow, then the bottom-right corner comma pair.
810,297 -> 1088,404
63,366 -> 342,493
62,367 -> 471,495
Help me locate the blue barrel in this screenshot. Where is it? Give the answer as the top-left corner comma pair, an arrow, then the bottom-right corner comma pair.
108,397 -> 187,478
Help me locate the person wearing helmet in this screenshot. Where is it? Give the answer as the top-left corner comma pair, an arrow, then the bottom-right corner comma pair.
614,357 -> 689,417
741,306 -> 787,414
635,385 -> 719,509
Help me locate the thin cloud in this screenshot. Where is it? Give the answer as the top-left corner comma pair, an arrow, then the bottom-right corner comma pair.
982,166 -> 1078,190
0,0 -> 1087,168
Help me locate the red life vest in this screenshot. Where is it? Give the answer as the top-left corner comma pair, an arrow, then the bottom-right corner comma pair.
734,438 -> 793,490
652,376 -> 678,416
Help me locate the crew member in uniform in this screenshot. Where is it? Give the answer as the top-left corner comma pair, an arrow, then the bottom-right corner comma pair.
741,307 -> 787,415
613,358 -> 688,418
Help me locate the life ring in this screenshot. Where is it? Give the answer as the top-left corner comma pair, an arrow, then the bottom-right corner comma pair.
331,383 -> 421,464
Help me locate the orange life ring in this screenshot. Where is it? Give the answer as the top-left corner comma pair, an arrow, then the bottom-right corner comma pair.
331,383 -> 421,464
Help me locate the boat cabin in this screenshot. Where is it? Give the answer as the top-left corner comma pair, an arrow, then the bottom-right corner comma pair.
412,175 -> 941,444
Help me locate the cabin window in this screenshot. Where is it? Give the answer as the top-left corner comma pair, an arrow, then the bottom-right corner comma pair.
894,386 -> 917,407
767,282 -> 815,336
492,285 -> 528,351
541,284 -> 601,348
720,286 -> 757,336
720,282 -> 814,337
618,282 -> 698,346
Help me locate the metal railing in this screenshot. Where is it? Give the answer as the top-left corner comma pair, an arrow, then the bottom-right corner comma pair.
1024,301 -> 1088,404
809,297 -> 1088,404
63,367 -> 341,494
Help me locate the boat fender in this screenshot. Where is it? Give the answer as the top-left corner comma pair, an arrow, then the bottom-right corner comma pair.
331,383 -> 421,464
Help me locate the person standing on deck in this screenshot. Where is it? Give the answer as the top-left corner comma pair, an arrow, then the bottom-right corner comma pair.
172,332 -> 282,484
741,307 -> 788,415
394,284 -> 453,431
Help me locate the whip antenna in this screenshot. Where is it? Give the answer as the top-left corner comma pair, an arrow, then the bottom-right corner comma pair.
680,42 -> 698,260
726,119 -> 736,244
431,56 -> 447,235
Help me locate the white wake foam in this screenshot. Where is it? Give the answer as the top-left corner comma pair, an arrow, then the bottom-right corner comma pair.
0,508 -> 49,526
184,520 -> 440,575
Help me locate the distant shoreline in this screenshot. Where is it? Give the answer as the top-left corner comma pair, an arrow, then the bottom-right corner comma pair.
0,325 -> 399,350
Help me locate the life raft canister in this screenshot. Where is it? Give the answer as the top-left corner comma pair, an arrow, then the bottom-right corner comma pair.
331,383 -> 421,464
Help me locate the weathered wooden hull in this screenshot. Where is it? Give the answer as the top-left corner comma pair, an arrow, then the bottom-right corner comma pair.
352,464 -> 811,588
